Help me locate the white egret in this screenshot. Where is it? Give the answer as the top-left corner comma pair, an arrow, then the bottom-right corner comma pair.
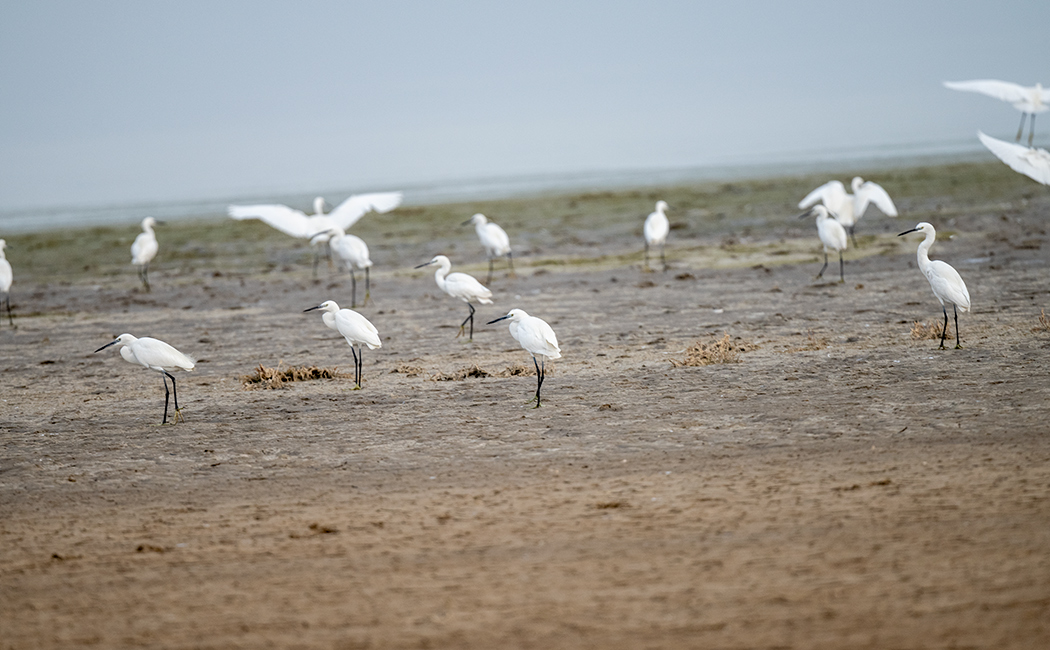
798,177 -> 897,246
488,308 -> 561,407
462,213 -> 514,283
131,217 -> 160,291
95,334 -> 195,424
228,192 -> 402,275
313,226 -> 373,307
799,205 -> 848,283
304,300 -> 381,389
643,200 -> 670,272
0,239 -> 13,327
945,80 -> 1050,146
414,255 -> 493,341
977,131 -> 1050,185
898,222 -> 971,349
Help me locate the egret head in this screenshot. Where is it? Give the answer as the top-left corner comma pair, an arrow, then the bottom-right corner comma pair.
851,177 -> 865,192
313,197 -> 327,214
141,217 -> 157,229
0,239 -> 6,251
304,300 -> 339,313
414,254 -> 449,269
798,205 -> 833,220
898,222 -> 934,237
655,200 -> 669,212
95,333 -> 136,353
487,308 -> 528,325
309,226 -> 341,240
462,213 -> 488,226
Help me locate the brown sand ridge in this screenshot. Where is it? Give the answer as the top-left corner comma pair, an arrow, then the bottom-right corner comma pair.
2,162 -> 1049,648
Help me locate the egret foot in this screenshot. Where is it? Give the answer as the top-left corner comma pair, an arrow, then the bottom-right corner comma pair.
351,384 -> 362,391
172,408 -> 186,424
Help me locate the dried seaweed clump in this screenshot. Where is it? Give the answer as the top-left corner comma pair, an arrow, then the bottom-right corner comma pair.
429,364 -> 492,381
670,333 -> 753,367
242,363 -> 344,389
1034,309 -> 1050,333
390,364 -> 426,377
911,320 -> 951,340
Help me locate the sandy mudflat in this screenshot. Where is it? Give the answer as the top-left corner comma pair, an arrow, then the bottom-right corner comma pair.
2,162 -> 1049,648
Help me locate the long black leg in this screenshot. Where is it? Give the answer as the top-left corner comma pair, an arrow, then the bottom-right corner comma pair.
1017,112 -> 1027,142
468,303 -> 475,340
350,268 -> 357,308
849,225 -> 858,248
5,295 -> 10,326
817,251 -> 828,279
953,304 -> 962,349
364,267 -> 370,306
351,346 -> 360,387
139,265 -> 151,292
660,244 -> 667,272
940,306 -> 949,349
1029,113 -> 1037,148
838,251 -> 845,283
533,356 -> 543,407
160,373 -> 170,424
359,347 -> 364,386
644,242 -> 651,271
507,252 -> 515,278
164,371 -> 180,412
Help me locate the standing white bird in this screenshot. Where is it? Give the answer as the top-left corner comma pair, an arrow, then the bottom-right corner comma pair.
944,80 -> 1050,146
462,213 -> 514,283
798,177 -> 897,246
304,300 -> 381,389
131,217 -> 160,291
977,131 -> 1050,185
898,222 -> 971,349
0,239 -> 13,327
228,192 -> 402,276
94,334 -> 195,424
315,226 -> 373,307
799,205 -> 848,283
414,254 -> 493,341
488,308 -> 561,407
643,200 -> 670,272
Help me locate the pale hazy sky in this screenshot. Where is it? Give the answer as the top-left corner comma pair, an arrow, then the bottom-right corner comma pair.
1,1 -> 1047,210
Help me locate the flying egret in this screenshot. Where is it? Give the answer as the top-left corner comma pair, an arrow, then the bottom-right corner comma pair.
798,177 -> 897,246
228,192 -> 402,276
314,226 -> 373,307
799,205 -> 848,283
0,239 -> 13,327
643,200 -> 670,272
488,308 -> 561,407
415,255 -> 493,341
977,131 -> 1050,185
304,300 -> 381,389
898,222 -> 971,349
95,334 -> 195,424
131,217 -> 160,291
944,80 -> 1050,146
462,213 -> 514,283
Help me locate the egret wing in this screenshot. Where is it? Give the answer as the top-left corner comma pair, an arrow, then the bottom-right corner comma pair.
943,80 -> 1029,105
328,192 -> 404,230
334,309 -> 381,349
484,223 -> 512,253
228,204 -> 313,239
978,131 -> 1050,185
854,181 -> 898,217
798,180 -> 846,210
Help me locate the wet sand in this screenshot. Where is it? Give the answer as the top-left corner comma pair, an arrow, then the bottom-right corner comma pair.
2,161 -> 1049,648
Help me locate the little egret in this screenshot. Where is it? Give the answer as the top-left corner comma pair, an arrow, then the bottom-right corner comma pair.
643,200 -> 670,272
462,213 -> 514,283
314,227 -> 373,307
488,308 -> 561,407
977,131 -> 1050,185
945,80 -> 1050,146
304,300 -> 381,389
898,222 -> 971,349
415,255 -> 493,340
799,205 -> 848,283
95,334 -> 195,424
228,192 -> 402,275
0,240 -> 13,327
799,178 -> 897,246
131,217 -> 160,291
